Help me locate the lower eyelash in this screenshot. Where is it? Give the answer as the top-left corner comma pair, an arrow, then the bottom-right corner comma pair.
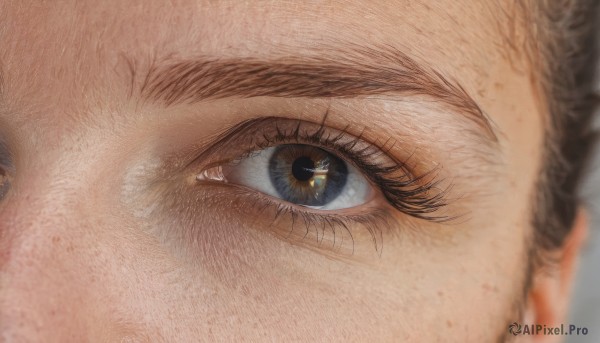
269,198 -> 390,255
195,182 -> 395,256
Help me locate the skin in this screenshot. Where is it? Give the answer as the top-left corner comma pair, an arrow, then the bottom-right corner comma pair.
0,1 -> 587,342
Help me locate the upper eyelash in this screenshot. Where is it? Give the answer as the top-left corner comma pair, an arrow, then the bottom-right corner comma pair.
267,120 -> 450,221
193,116 -> 450,222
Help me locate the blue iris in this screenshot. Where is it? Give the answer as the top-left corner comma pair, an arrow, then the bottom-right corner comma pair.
268,144 -> 348,206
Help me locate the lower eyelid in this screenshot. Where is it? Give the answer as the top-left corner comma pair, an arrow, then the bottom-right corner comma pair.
188,181 -> 393,256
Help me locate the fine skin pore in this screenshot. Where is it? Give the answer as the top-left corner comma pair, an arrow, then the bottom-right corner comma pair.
0,1 -> 587,342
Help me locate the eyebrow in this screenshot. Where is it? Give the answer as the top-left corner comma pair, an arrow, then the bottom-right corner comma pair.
137,45 -> 497,142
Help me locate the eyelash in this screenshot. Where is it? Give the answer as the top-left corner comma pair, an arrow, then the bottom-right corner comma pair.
190,117 -> 450,253
264,120 -> 448,220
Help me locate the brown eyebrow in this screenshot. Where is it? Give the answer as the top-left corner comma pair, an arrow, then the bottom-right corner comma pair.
137,45 -> 498,142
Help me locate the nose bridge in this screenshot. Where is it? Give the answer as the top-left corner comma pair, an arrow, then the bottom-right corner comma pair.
0,127 -> 109,237
0,149 -> 91,263
0,176 -> 78,268
0,156 -> 96,341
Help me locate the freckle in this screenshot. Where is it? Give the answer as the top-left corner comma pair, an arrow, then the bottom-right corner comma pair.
52,236 -> 61,244
494,82 -> 504,90
437,290 -> 444,297
447,320 -> 453,328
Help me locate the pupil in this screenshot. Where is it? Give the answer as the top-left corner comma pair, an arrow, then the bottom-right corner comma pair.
291,156 -> 315,181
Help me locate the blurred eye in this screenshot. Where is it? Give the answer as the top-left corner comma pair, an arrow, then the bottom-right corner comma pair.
216,144 -> 372,210
0,143 -> 11,200
0,166 -> 8,199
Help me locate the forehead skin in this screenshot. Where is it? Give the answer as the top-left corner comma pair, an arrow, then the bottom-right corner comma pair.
0,1 -> 542,342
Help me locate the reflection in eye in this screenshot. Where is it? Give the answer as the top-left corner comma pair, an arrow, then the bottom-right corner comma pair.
221,144 -> 371,210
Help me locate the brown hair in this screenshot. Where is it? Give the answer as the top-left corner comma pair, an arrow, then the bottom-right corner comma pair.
528,0 -> 599,264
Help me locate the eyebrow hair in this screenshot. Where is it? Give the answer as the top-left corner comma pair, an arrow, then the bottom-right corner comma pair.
138,45 -> 497,142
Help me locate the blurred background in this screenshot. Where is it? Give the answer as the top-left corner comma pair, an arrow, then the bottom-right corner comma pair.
567,48 -> 600,342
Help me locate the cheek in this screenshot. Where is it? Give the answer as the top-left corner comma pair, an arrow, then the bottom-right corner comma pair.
120,206 -> 528,342
1,163 -> 529,342
424,219 -> 531,339
357,211 -> 533,340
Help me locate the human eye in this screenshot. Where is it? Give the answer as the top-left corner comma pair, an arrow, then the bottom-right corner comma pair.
201,144 -> 371,211
0,167 -> 8,200
0,142 -> 12,201
188,117 -> 449,254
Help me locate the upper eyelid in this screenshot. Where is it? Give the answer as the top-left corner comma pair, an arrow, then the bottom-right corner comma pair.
186,117 -> 399,174
186,117 -> 427,190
